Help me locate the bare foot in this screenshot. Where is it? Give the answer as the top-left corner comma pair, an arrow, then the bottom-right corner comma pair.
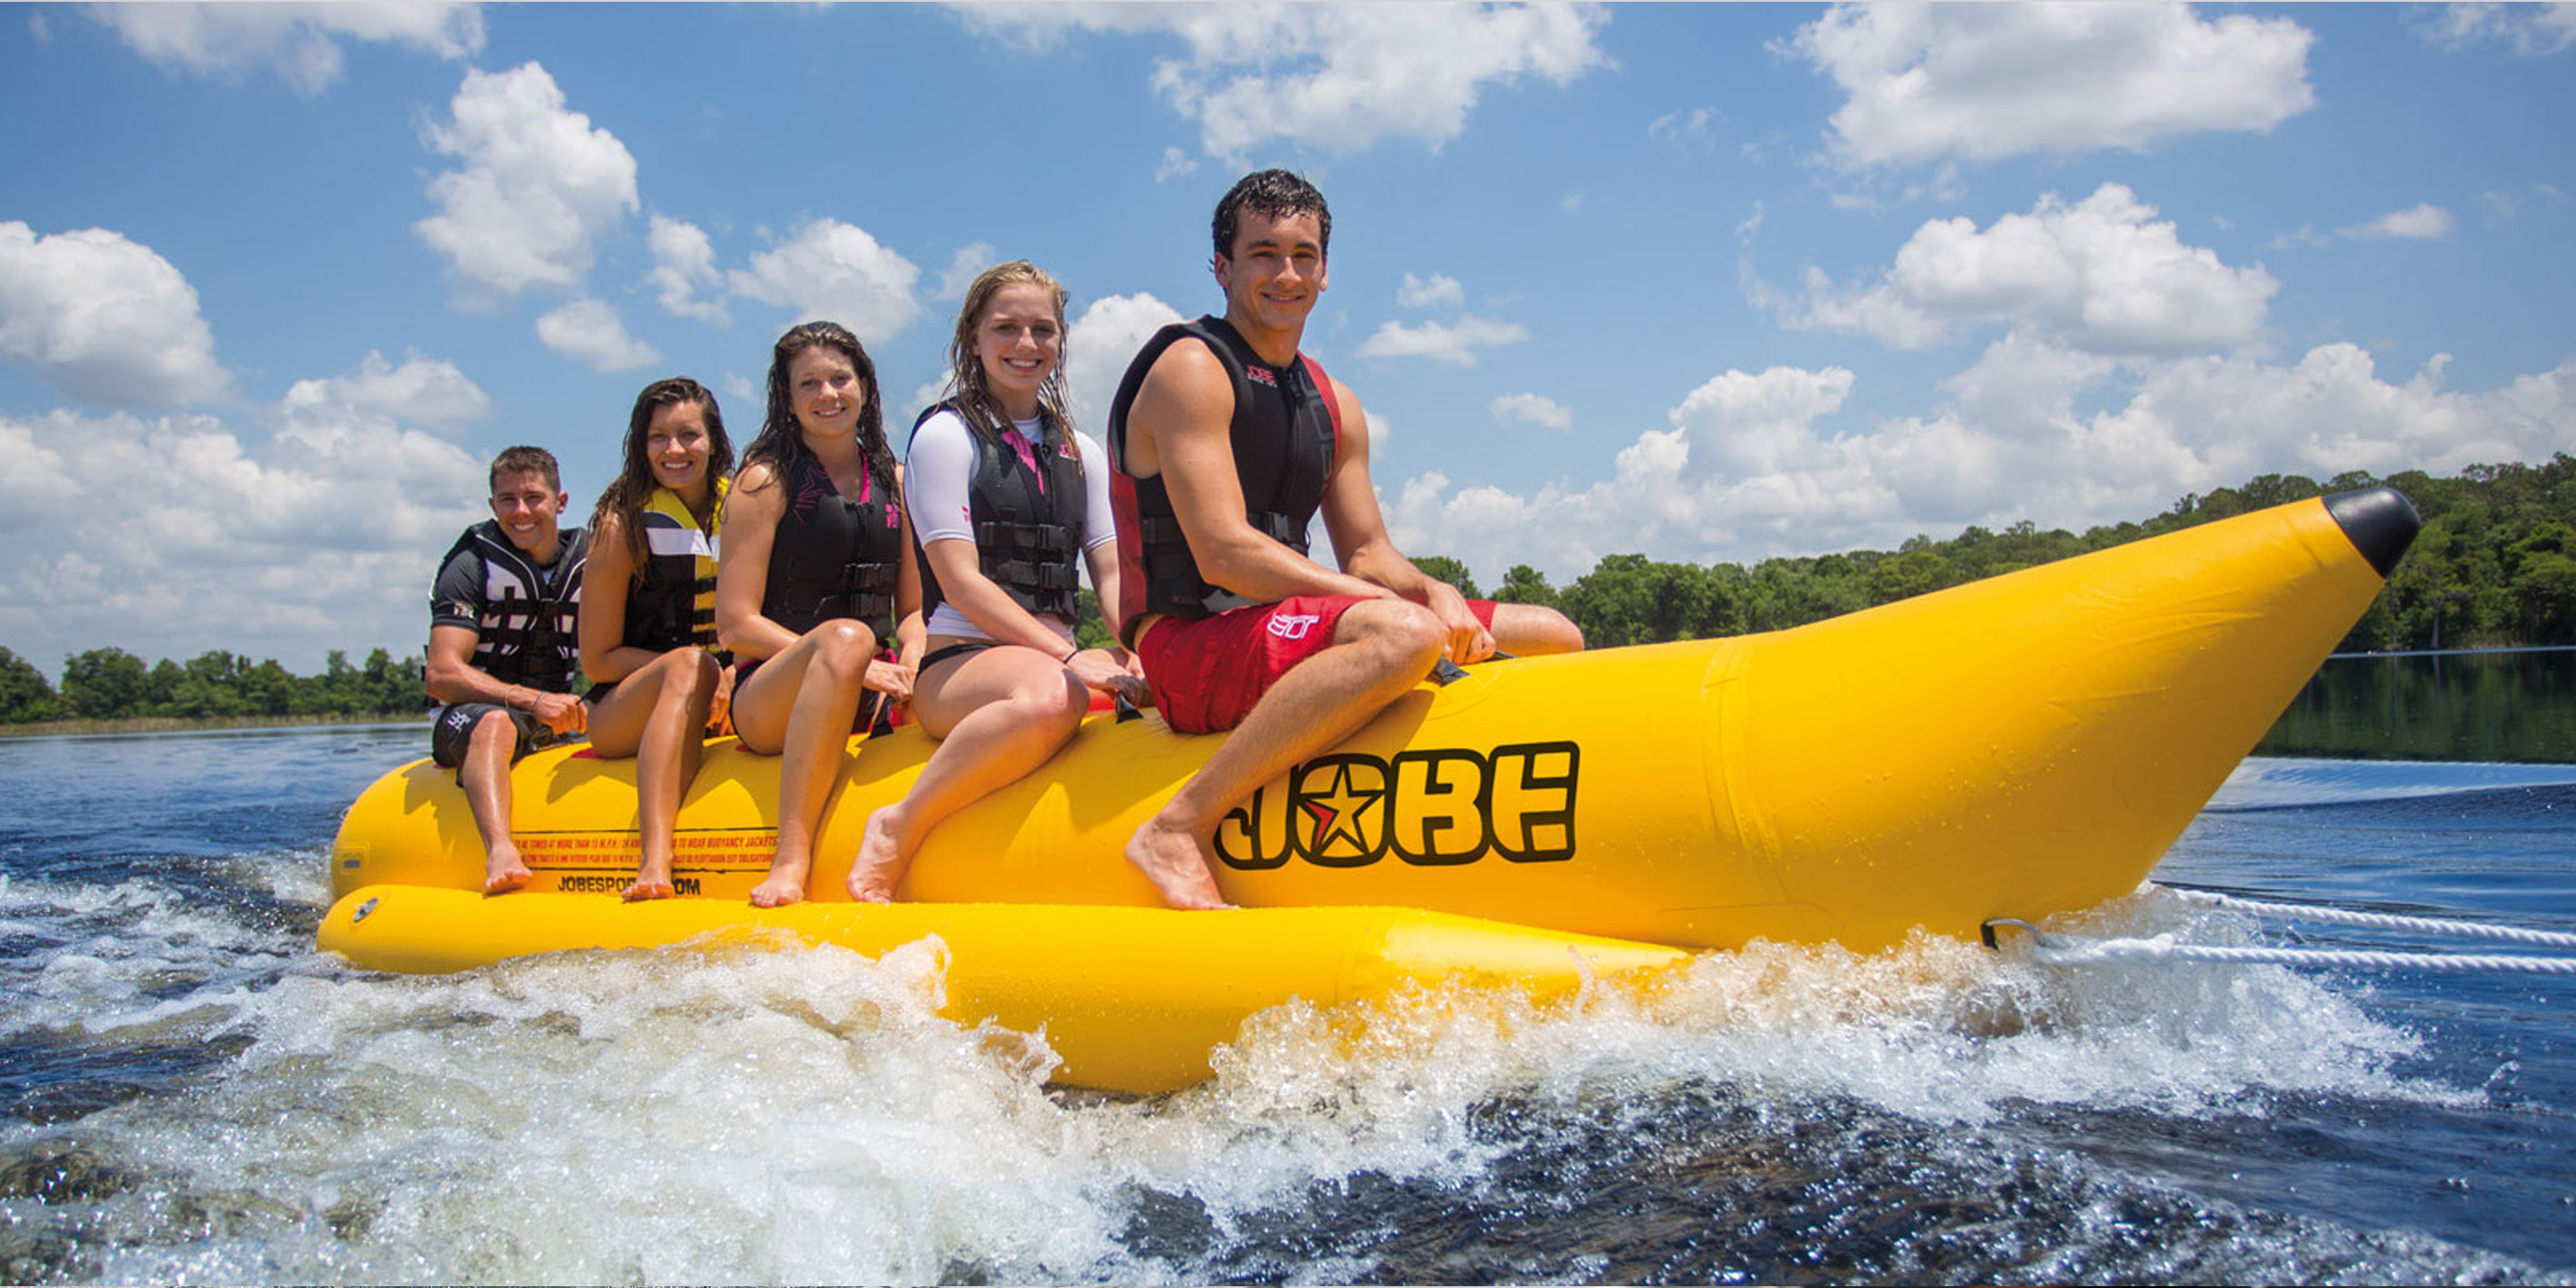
623,857 -> 675,902
844,810 -> 909,903
1123,818 -> 1234,911
482,843 -> 531,896
748,854 -> 809,908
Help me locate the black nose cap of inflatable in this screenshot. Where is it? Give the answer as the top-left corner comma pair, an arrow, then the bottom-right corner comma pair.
2323,487 -> 2420,578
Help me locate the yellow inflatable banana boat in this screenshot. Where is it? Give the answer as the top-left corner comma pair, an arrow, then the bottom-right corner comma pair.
321,488 -> 2418,1091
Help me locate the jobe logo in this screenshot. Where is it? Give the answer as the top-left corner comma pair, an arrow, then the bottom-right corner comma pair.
1214,740 -> 1579,869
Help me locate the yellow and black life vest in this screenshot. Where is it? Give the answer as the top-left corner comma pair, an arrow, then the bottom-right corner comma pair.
624,480 -> 725,657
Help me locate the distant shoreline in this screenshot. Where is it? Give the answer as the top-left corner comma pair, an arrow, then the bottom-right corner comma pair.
0,713 -> 422,741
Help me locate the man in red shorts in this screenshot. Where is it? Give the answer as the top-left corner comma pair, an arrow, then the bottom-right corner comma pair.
1106,169 -> 1584,909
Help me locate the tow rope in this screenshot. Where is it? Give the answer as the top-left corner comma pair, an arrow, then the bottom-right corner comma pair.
1982,885 -> 2576,976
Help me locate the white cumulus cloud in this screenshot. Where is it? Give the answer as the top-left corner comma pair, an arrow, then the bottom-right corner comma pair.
645,216 -> 727,324
1063,291 -> 1185,432
727,218 -> 923,347
89,1 -> 484,94
1763,183 -> 2277,356
1489,392 -> 1573,431
2339,203 -> 2456,242
1383,345 -> 2576,590
2078,346 -> 2574,487
0,222 -> 230,409
0,369 -> 494,670
936,241 -> 1000,301
536,298 -> 660,372
2418,3 -> 2576,55
1787,3 -> 2315,168
956,3 -> 1611,159
1936,331 -> 2116,436
416,62 -> 640,301
1648,106 -> 1719,150
1397,272 -> 1465,309
279,349 -> 489,428
902,377 -> 948,424
1358,317 -> 1529,367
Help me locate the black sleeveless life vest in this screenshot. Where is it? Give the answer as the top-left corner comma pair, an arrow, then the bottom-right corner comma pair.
759,448 -> 904,641
910,402 -> 1088,623
1106,315 -> 1339,640
436,519 -> 587,691
623,481 -> 725,657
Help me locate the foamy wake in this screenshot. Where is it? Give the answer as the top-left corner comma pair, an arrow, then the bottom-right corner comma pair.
0,875 -> 2483,1284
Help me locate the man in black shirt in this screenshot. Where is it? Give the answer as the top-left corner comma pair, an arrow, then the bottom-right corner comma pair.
426,445 -> 589,894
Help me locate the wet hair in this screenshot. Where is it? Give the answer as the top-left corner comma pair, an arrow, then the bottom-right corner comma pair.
591,377 -> 733,580
488,445 -> 561,495
1211,169 -> 1331,266
741,321 -> 898,502
941,259 -> 1081,475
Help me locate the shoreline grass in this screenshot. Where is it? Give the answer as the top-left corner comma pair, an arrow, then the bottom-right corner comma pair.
0,713 -> 424,741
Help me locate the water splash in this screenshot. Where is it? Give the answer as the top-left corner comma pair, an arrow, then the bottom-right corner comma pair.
1,879 -> 2497,1284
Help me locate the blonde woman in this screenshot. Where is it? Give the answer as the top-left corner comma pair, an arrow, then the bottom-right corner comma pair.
843,261 -> 1144,901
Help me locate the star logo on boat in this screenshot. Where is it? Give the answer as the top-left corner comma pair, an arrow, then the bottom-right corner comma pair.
1300,761 -> 1384,859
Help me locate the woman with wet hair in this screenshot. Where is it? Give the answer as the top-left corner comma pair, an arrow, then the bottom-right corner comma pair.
716,322 -> 924,907
843,261 -> 1147,902
578,376 -> 733,902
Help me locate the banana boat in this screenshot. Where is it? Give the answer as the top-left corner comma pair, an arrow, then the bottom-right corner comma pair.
320,487 -> 2418,1091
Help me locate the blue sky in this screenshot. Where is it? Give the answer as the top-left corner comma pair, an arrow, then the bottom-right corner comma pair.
3,2 -> 2572,676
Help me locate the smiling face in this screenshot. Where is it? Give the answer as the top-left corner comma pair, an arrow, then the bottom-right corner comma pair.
1214,207 -> 1328,350
972,282 -> 1063,421
644,398 -> 712,498
487,469 -> 566,558
788,343 -> 869,442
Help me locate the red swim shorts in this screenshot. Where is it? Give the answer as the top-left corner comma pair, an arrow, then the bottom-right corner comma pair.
1137,595 -> 1499,735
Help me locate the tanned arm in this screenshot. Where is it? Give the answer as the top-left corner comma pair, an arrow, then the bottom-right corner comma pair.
1133,339 -> 1390,606
714,463 -> 798,663
1316,377 -> 1494,663
428,624 -> 586,733
877,468 -> 925,702
577,510 -> 652,686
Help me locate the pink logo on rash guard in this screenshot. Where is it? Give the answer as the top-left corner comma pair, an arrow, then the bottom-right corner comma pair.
1001,428 -> 1046,495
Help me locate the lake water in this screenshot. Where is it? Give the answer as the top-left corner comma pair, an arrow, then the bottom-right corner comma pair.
2261,648 -> 2576,764
1,722 -> 2572,1284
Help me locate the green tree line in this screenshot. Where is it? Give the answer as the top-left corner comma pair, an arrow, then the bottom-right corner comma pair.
0,646 -> 426,725
1412,456 -> 2576,653
6,456 -> 2567,725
